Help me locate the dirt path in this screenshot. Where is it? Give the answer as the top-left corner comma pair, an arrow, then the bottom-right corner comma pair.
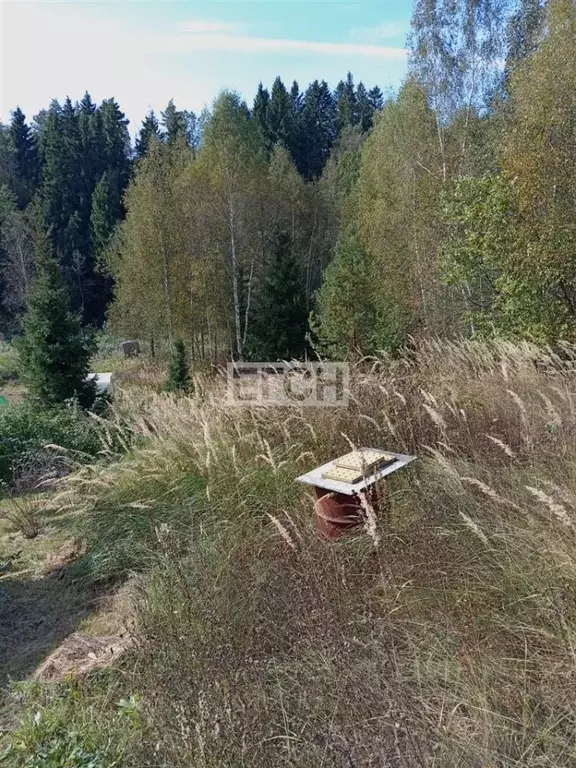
0,569 -> 93,688
0,517 -> 133,717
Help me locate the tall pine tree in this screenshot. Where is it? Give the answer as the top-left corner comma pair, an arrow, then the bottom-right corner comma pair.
90,170 -> 122,266
268,77 -> 295,151
161,99 -> 197,147
336,72 -> 358,130
246,230 -> 307,361
298,80 -> 337,180
356,82 -> 375,132
252,83 -> 272,151
135,110 -> 162,158
9,107 -> 39,208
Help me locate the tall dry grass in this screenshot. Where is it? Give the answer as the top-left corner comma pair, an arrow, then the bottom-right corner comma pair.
52,338 -> 576,766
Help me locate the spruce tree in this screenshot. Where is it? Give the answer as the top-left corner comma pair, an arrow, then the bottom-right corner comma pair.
246,230 -> 307,361
356,82 -> 375,132
165,338 -> 190,393
268,77 -> 294,150
252,83 -> 271,151
9,107 -> 39,208
17,227 -> 95,407
0,125 -> 16,191
90,170 -> 122,263
78,92 -> 101,193
39,96 -> 130,327
298,80 -> 337,180
336,72 -> 358,130
161,100 -> 196,146
135,111 -> 162,158
368,86 -> 384,112
98,98 -> 130,188
290,80 -> 303,113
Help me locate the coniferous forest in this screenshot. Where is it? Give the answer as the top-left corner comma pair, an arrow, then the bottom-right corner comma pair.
1,0 -> 573,360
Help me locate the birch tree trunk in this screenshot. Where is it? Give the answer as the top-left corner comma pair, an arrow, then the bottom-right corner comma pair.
228,194 -> 243,359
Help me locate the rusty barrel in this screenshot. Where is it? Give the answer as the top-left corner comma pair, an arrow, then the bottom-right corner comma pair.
314,485 -> 381,540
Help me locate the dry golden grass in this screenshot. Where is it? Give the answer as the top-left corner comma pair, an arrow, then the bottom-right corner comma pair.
44,338 -> 576,765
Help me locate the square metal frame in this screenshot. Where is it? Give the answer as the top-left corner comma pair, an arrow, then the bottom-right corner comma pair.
295,448 -> 417,496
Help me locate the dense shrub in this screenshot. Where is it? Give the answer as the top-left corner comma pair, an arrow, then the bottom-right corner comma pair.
0,400 -> 111,488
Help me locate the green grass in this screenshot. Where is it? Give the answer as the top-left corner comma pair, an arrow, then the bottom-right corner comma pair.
69,462 -> 205,585
0,676 -> 142,768
0,342 -> 20,385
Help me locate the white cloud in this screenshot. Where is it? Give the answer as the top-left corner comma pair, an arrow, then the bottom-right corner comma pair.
349,22 -> 409,43
178,20 -> 240,34
155,32 -> 407,59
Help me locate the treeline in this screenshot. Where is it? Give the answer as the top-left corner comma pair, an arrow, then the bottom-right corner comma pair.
2,0 -> 575,360
0,74 -> 381,348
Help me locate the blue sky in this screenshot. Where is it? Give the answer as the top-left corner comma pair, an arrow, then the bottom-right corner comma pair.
1,0 -> 413,132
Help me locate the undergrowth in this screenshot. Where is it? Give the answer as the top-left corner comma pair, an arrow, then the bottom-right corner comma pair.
0,400 -> 131,492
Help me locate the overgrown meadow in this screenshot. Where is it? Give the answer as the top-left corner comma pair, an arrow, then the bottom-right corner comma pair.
4,338 -> 576,767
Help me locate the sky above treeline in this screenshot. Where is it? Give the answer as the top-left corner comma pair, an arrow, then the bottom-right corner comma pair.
0,0 -> 412,130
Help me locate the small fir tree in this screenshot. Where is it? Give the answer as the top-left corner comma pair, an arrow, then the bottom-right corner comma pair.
17,228 -> 95,407
165,338 -> 191,393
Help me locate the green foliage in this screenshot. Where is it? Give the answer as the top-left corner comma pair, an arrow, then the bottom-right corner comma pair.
0,679 -> 136,768
267,76 -> 296,152
161,99 -> 197,147
108,140 -> 192,345
356,79 -> 451,337
17,230 -> 95,408
246,230 -> 307,361
134,110 -> 161,159
165,339 -> 190,393
298,80 -> 337,180
443,1 -> 576,343
311,226 -> 404,359
90,171 -> 121,265
252,82 -> 271,150
500,0 -> 576,340
9,107 -> 39,208
38,95 -> 129,326
0,400 -> 104,486
442,174 -> 514,335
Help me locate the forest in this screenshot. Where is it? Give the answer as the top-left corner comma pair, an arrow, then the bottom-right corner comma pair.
1,0 -> 574,360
